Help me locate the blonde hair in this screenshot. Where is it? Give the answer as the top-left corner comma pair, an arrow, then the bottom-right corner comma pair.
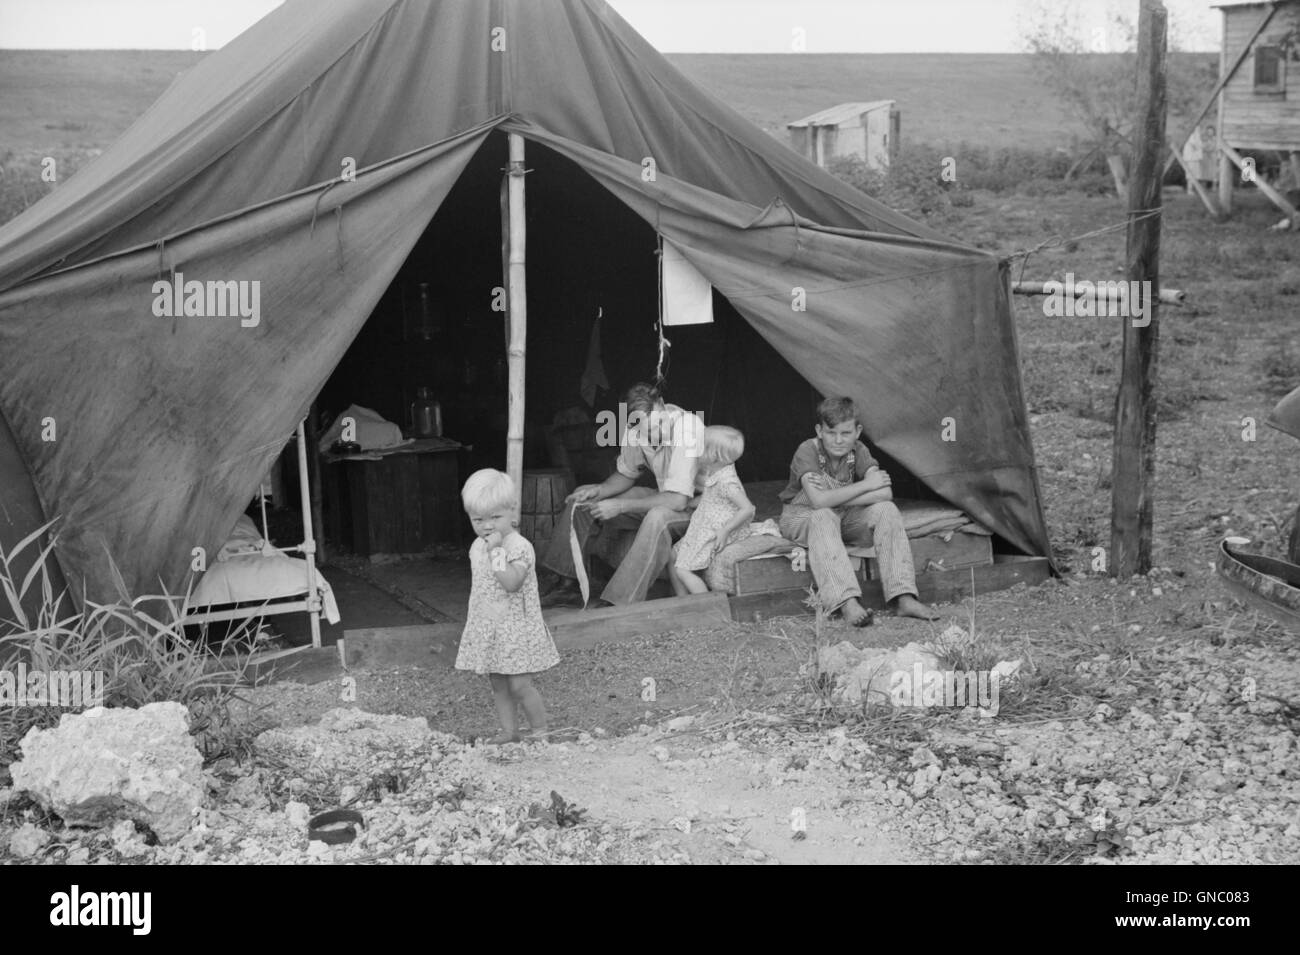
461,468 -> 516,514
701,425 -> 744,467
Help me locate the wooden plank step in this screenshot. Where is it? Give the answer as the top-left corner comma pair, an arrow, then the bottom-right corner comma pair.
544,592 -> 732,648
864,533 -> 992,579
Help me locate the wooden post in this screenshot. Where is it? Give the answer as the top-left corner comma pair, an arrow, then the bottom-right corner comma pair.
504,133 -> 527,493
1217,9 -> 1233,216
1111,0 -> 1166,578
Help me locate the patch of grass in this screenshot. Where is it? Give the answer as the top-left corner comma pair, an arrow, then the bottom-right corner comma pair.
0,520 -> 264,766
1260,339 -> 1300,399
923,622 -> 1009,674
0,148 -> 99,225
983,832 -> 1089,865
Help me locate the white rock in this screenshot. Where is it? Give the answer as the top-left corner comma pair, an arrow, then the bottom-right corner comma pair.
285,801 -> 311,829
818,641 -> 944,705
665,716 -> 696,732
7,822 -> 50,859
110,819 -> 148,857
9,702 -> 202,843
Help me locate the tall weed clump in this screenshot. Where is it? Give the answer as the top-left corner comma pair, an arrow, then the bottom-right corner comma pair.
0,521 -> 263,765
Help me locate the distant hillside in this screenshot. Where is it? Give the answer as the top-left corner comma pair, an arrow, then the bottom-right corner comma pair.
0,49 -> 1215,157
0,50 -> 204,153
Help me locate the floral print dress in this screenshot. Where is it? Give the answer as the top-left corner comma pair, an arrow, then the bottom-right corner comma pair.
455,533 -> 559,675
673,464 -> 754,571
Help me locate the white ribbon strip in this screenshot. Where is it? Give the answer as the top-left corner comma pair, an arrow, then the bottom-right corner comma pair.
569,501 -> 591,607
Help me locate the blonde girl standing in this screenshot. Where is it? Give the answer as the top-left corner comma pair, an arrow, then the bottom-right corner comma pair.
455,469 -> 559,743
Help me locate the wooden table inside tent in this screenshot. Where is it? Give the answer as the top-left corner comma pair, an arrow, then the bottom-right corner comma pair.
321,437 -> 470,556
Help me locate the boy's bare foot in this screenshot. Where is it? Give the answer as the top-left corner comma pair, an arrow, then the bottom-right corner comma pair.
486,731 -> 520,745
839,599 -> 873,627
893,594 -> 939,620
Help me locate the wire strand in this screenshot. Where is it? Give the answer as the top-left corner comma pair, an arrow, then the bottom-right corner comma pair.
1004,208 -> 1164,285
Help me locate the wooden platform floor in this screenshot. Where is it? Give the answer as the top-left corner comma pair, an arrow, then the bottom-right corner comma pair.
270,554 -> 1051,664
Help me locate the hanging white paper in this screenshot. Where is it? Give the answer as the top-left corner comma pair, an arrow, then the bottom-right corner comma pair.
661,239 -> 713,326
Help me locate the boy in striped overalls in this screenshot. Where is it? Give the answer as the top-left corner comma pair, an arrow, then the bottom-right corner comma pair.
778,397 -> 938,626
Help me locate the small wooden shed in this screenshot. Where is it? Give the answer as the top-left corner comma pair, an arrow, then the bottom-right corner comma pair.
1210,0 -> 1300,219
787,101 -> 900,171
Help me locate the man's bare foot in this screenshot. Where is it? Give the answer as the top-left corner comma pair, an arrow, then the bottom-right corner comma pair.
893,594 -> 939,620
486,731 -> 520,745
839,599 -> 873,627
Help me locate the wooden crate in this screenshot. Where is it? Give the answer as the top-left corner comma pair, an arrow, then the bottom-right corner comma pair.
733,549 -> 871,595
324,446 -> 466,556
733,533 -> 991,594
864,532 -> 992,579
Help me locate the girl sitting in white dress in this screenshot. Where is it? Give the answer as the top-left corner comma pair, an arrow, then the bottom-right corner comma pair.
455,469 -> 559,743
671,426 -> 755,595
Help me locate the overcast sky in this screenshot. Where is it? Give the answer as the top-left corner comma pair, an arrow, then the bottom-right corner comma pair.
0,0 -> 1224,53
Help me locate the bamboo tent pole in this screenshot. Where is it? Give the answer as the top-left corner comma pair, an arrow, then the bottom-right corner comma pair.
505,133 -> 527,494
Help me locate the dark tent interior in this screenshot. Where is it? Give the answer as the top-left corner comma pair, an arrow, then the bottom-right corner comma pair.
307,131 -> 933,553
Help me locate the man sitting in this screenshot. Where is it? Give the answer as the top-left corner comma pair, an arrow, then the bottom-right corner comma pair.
539,382 -> 705,608
778,396 -> 938,625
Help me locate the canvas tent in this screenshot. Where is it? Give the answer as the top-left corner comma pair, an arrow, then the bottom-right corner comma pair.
0,0 -> 1052,605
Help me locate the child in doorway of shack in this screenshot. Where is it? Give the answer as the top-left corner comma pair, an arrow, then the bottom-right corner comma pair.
670,425 -> 756,595
455,469 -> 559,743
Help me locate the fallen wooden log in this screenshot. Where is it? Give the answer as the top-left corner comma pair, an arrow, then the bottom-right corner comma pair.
1011,280 -> 1185,306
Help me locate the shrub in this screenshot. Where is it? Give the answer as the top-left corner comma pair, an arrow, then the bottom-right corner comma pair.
828,144 -> 956,221
0,521 -> 264,765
